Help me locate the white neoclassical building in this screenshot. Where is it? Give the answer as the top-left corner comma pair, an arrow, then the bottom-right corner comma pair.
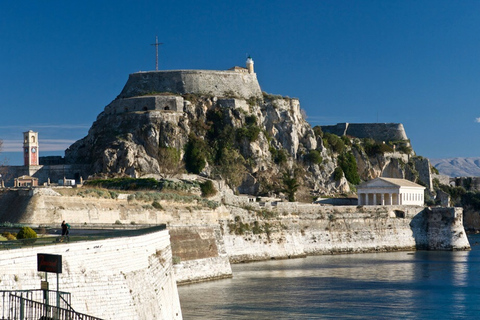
357,177 -> 425,206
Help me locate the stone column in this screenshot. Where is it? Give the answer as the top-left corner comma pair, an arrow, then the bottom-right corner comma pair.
373,193 -> 377,205
389,193 -> 393,205
381,193 -> 385,205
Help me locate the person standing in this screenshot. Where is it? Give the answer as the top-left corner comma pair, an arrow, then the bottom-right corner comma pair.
61,220 -> 70,240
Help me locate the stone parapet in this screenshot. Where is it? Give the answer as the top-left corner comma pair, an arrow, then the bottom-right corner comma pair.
118,70 -> 262,100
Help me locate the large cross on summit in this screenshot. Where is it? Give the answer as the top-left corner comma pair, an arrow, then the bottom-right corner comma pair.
151,36 -> 163,71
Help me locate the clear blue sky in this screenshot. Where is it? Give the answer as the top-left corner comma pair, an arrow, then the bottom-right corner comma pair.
1,1 -> 479,165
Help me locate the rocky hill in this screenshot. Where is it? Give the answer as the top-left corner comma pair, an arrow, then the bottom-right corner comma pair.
65,69 -> 433,198
430,157 -> 480,177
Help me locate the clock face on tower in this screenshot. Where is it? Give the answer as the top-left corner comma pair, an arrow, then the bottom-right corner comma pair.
31,147 -> 36,153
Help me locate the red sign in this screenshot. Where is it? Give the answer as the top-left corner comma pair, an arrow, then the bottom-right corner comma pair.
37,253 -> 62,273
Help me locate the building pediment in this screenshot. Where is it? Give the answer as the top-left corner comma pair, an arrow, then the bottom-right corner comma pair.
358,177 -> 424,190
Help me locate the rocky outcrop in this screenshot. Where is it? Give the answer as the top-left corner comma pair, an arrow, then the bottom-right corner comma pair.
65,70 -> 432,196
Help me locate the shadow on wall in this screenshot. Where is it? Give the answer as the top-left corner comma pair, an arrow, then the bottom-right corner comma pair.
410,209 -> 429,250
0,190 -> 32,223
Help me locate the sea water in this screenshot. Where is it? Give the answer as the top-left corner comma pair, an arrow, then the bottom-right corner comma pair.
178,234 -> 480,319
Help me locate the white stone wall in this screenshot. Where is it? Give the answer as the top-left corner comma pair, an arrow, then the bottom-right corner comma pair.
174,256 -> 232,284
18,193 -> 229,226
220,205 -> 470,262
0,229 -> 182,320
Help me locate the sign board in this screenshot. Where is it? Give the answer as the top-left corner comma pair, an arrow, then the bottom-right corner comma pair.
37,253 -> 62,273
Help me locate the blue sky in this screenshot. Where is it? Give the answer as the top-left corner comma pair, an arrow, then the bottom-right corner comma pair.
1,1 -> 480,165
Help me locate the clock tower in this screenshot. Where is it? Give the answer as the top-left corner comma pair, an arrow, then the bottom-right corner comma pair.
23,130 -> 39,166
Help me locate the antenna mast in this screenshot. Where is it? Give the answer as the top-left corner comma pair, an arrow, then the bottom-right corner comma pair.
151,36 -> 163,71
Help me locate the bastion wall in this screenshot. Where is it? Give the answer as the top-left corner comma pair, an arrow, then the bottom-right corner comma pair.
220,205 -> 469,263
0,189 -> 470,286
118,70 -> 262,100
321,123 -> 409,142
0,227 -> 182,320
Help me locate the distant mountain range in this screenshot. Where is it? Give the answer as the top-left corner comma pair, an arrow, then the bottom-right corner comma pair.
430,158 -> 480,177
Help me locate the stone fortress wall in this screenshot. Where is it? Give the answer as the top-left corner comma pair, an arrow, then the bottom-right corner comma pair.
2,164 -> 89,188
104,95 -> 185,115
0,189 -> 470,281
321,123 -> 409,142
117,70 -> 262,100
0,227 -> 182,320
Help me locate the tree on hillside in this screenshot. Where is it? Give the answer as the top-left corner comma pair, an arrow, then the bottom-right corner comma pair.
157,146 -> 184,178
282,169 -> 300,202
184,134 -> 207,174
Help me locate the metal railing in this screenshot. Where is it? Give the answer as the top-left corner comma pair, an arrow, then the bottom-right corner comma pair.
0,224 -> 167,250
1,290 -> 102,320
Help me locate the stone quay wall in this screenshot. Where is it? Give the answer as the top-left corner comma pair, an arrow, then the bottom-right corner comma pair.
169,225 -> 232,285
118,70 -> 262,100
0,227 -> 182,320
219,205 -> 470,263
0,189 -> 471,286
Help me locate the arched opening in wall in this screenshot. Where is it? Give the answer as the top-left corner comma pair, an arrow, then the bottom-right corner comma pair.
164,106 -> 170,110
394,210 -> 405,218
74,172 -> 80,182
143,107 -> 148,111
31,136 -> 36,143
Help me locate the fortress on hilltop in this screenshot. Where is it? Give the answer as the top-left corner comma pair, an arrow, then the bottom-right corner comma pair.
321,123 -> 409,142
103,56 -> 262,115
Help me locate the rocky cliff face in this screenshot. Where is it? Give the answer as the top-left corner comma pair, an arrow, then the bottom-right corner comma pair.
65,76 -> 433,196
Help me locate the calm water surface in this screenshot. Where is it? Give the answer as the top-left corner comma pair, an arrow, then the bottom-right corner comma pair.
178,234 -> 480,319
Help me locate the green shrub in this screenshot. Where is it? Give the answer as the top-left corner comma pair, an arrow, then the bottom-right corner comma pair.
252,221 -> 262,234
246,96 -> 262,107
200,180 -> 217,198
236,125 -> 261,142
86,178 -> 160,190
333,167 -> 344,181
323,133 -> 345,153
338,152 -> 360,185
16,227 -> 37,245
270,147 -> 288,164
152,201 -> 164,210
397,145 -> 412,154
363,138 -> 394,156
313,126 -> 323,138
2,232 -> 16,241
305,150 -> 323,165
184,134 -> 207,174
245,115 -> 258,126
